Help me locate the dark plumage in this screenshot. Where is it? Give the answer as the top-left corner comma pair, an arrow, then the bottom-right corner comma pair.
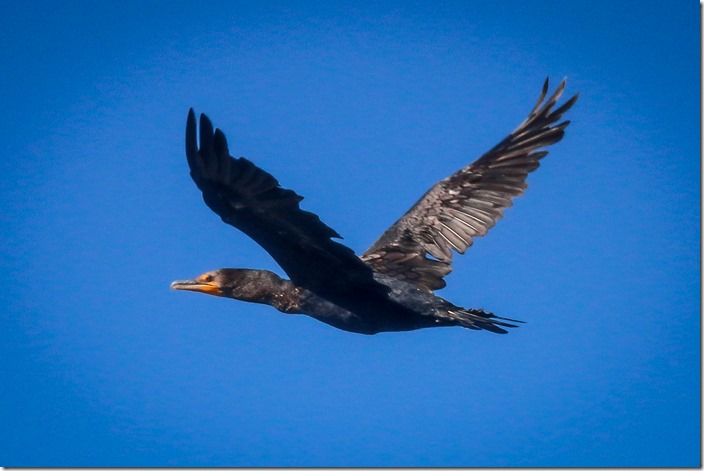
171,78 -> 578,334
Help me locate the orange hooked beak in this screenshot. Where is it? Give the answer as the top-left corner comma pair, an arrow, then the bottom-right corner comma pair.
170,273 -> 222,297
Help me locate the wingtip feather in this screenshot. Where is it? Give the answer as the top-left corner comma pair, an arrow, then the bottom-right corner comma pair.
556,93 -> 579,114
198,113 -> 216,171
199,113 -> 214,142
213,128 -> 230,158
529,78 -> 551,116
185,108 -> 198,171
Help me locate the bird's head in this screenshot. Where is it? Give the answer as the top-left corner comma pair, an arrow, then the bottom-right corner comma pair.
171,268 -> 287,303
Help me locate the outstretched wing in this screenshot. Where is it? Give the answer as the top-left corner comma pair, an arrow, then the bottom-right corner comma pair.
362,78 -> 578,292
185,109 -> 388,302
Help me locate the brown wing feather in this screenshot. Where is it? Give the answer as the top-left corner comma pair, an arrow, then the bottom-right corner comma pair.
362,78 -> 578,292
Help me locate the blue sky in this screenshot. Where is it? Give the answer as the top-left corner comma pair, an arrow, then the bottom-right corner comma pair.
1,0 -> 699,467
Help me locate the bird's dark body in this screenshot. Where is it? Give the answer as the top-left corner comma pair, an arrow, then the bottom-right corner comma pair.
172,79 -> 577,335
303,273 -> 517,335
297,275 -> 466,335
215,268 -> 513,335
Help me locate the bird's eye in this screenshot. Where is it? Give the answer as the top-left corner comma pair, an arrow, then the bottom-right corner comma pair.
200,274 -> 214,283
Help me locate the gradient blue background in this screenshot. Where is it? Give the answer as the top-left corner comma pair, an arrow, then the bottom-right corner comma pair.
1,1 -> 699,467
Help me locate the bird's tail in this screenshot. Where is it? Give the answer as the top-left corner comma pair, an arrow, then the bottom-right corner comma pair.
447,308 -> 523,334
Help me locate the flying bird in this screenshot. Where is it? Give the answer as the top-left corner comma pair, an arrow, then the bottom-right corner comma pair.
171,79 -> 578,335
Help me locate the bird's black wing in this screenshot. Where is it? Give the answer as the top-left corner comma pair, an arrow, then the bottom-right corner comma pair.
361,79 -> 578,292
185,109 -> 389,303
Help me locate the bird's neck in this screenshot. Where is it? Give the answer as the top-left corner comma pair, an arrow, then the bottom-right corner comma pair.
228,270 -> 305,314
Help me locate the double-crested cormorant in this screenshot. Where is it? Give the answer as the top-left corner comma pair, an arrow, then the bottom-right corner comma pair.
171,79 -> 578,335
